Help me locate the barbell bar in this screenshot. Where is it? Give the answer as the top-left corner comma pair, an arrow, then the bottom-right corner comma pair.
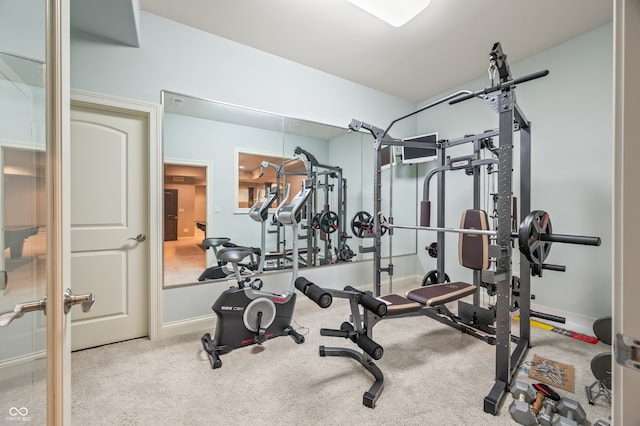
363,210 -> 601,265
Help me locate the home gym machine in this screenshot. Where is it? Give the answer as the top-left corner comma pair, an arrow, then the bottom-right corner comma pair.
295,146 -> 354,264
258,158 -> 316,270
300,42 -> 601,413
200,179 -> 314,369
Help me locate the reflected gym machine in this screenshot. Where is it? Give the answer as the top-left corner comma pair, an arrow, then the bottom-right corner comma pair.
295,146 -> 354,264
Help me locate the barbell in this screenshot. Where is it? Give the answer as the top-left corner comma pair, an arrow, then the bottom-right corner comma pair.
351,209 -> 601,266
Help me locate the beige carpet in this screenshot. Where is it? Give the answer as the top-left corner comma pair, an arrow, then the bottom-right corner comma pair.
68,288 -> 612,426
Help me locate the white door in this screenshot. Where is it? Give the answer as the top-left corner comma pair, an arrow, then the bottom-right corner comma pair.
69,101 -> 149,350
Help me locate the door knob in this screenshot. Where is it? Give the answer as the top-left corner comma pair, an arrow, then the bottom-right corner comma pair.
128,234 -> 147,243
64,289 -> 96,314
0,297 -> 46,327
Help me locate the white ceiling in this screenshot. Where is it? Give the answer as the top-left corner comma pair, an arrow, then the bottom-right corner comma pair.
138,0 -> 613,103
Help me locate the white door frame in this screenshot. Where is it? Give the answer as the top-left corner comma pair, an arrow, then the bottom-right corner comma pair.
70,89 -> 163,342
613,0 -> 640,423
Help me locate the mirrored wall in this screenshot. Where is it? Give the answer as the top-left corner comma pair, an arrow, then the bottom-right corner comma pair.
161,91 -> 418,287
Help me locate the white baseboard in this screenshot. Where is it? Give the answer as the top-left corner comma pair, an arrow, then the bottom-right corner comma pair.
160,315 -> 216,339
158,275 -> 597,342
0,351 -> 46,380
530,303 -> 596,337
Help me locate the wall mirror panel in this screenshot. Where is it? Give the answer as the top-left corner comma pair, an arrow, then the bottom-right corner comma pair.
161,91 -> 417,288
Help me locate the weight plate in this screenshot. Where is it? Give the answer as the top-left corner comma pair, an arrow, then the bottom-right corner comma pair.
422,270 -> 451,286
593,316 -> 612,345
379,214 -> 389,236
590,352 -> 612,388
311,213 -> 322,229
426,242 -> 438,258
351,211 -> 372,238
319,210 -> 339,234
519,210 -> 552,265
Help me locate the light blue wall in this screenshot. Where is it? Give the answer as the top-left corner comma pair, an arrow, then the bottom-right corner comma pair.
0,0 -> 45,61
71,12 -> 416,133
70,11 -> 418,323
414,24 -> 613,320
70,10 -> 612,323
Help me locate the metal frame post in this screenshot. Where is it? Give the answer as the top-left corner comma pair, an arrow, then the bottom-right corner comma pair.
436,143 -> 446,279
484,90 -> 515,414
374,143 -> 383,296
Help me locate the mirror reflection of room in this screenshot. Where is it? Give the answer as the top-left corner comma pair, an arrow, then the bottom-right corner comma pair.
163,163 -> 207,287
161,91 -> 420,289
1,148 -> 46,309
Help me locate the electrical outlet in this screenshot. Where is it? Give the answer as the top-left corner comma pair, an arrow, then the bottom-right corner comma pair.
183,228 -> 189,233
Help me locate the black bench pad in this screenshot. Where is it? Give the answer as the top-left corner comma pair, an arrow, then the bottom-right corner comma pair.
405,282 -> 477,307
376,294 -> 422,316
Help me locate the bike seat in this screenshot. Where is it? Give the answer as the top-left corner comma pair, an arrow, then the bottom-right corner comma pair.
202,237 -> 231,249
217,246 -> 256,264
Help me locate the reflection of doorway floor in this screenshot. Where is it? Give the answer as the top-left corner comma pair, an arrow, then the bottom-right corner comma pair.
163,227 -> 207,287
0,230 -> 46,312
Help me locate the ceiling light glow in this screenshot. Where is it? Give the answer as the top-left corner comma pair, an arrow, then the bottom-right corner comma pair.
347,0 -> 431,27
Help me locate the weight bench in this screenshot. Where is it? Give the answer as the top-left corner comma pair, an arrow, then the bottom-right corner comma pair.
376,209 -> 489,319
297,209 -> 492,408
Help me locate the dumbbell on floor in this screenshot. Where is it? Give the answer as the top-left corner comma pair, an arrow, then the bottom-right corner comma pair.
538,399 -> 557,426
509,382 -> 545,426
552,397 -> 587,425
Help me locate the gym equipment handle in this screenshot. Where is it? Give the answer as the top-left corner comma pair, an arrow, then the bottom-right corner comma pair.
343,286 -> 388,316
320,328 -> 350,338
508,232 -> 601,246
356,334 -> 384,360
449,70 -> 550,105
541,263 -> 566,272
530,310 -> 566,324
294,277 -> 332,308
539,233 -> 601,246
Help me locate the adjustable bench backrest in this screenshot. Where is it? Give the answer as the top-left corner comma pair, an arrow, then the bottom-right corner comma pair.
403,209 -> 491,308
458,209 -> 490,271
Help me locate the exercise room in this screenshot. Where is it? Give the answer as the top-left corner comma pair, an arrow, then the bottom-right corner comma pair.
1,0 -> 638,424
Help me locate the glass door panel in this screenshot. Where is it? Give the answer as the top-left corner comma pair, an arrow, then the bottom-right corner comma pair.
0,46 -> 48,424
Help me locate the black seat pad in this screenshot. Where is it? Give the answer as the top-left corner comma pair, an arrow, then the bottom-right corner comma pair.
405,282 -> 477,307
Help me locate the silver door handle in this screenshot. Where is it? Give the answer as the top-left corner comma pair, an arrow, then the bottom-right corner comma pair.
64,289 -> 95,314
0,297 -> 46,327
128,234 -> 147,243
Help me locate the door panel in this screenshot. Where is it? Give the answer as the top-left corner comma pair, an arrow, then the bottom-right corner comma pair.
70,104 -> 149,350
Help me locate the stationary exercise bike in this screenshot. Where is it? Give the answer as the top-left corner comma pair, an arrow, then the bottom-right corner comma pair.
201,180 -> 313,369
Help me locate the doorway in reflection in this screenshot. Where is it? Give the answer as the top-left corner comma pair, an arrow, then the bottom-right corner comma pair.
163,163 -> 207,287
0,147 -> 46,308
